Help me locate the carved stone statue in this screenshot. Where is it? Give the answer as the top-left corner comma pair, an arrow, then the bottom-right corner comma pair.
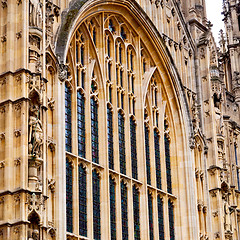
224,200 -> 231,232
28,229 -> 39,240
29,0 -> 42,28
28,104 -> 43,158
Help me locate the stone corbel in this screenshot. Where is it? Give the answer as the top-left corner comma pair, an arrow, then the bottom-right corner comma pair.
58,64 -> 67,82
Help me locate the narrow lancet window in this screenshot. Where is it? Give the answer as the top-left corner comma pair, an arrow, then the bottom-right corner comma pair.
158,195 -> 164,240
79,164 -> 87,237
91,98 -> 99,163
107,105 -> 114,169
65,84 -> 72,152
118,111 -> 126,174
148,191 -> 154,240
168,200 -> 175,240
130,117 -> 138,179
133,185 -> 140,240
145,124 -> 151,185
109,176 -> 116,240
121,181 -> 128,240
154,129 -> 162,189
93,170 -> 101,240
77,91 -> 85,158
66,158 -> 73,233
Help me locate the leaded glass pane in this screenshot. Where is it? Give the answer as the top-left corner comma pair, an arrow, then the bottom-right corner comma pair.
154,129 -> 161,189
66,159 -> 73,233
91,98 -> 99,163
65,85 -> 72,152
109,177 -> 116,240
235,145 -> 240,190
93,170 -> 101,240
133,186 -> 140,240
121,181 -> 128,240
77,91 -> 85,158
79,164 -> 87,237
130,117 -> 138,179
118,112 -> 126,174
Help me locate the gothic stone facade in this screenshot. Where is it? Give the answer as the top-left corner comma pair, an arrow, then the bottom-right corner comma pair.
0,0 -> 240,239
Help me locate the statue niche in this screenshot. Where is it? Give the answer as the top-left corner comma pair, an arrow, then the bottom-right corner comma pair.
29,0 -> 43,28
28,91 -> 43,191
28,211 -> 40,240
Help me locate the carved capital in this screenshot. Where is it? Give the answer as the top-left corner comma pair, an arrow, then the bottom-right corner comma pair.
14,129 -> 21,137
0,132 -> 5,141
14,158 -> 21,166
0,161 -> 5,168
1,0 -> 7,8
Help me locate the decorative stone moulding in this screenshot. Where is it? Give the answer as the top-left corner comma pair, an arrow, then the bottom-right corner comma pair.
0,161 -> 5,168
16,31 -> 22,39
14,129 -> 22,137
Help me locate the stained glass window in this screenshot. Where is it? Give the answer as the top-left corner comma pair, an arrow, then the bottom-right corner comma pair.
131,75 -> 134,93
119,44 -> 122,64
168,200 -> 175,240
81,71 -> 85,89
154,129 -> 161,189
148,191 -> 154,240
93,170 -> 101,240
93,28 -> 96,45
145,124 -> 151,185
107,37 -> 111,57
158,196 -> 164,240
130,117 -> 138,179
165,133 -> 172,193
66,158 -> 73,233
121,181 -> 128,240
133,185 -> 140,240
109,176 -> 116,240
65,84 -> 72,152
108,62 -> 112,81
81,45 -> 84,65
118,112 -> 126,174
79,164 -> 87,237
91,98 -> 99,163
77,91 -> 85,158
107,106 -> 114,170
235,144 -> 240,190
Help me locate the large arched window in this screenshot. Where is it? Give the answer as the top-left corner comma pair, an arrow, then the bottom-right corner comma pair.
63,7 -> 181,239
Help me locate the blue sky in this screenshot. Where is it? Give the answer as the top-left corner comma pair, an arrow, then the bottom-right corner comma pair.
205,0 -> 225,44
